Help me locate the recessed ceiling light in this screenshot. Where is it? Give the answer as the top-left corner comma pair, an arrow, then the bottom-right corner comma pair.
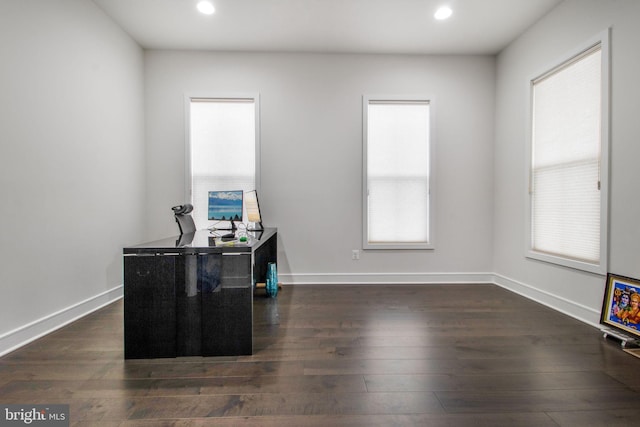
197,1 -> 215,15
434,6 -> 453,20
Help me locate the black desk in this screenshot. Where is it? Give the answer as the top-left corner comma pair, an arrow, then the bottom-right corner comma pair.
123,228 -> 277,359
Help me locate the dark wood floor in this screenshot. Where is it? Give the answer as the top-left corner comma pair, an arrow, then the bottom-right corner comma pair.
1,284 -> 640,426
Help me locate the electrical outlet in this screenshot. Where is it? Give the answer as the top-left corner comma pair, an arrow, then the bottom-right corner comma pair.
352,249 -> 360,260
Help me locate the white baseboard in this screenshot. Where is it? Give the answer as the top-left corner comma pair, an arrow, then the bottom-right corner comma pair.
493,273 -> 601,327
0,285 -> 123,357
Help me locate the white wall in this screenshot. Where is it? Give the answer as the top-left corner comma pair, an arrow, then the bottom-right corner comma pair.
144,52 -> 496,284
0,0 -> 145,354
493,0 -> 640,325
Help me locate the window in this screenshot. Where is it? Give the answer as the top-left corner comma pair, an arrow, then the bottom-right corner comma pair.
186,96 -> 260,228
363,96 -> 433,249
527,32 -> 609,274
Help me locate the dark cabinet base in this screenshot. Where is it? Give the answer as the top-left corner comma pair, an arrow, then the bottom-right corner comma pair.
123,229 -> 277,359
124,256 -> 177,359
202,287 -> 253,356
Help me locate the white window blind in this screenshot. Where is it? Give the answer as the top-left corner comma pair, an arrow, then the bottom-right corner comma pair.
530,45 -> 603,266
364,98 -> 431,249
188,97 -> 257,229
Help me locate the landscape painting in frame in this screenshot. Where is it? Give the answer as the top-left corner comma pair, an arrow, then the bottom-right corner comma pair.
601,273 -> 640,339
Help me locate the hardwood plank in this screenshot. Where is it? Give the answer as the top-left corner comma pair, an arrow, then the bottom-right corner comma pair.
66,392 -> 445,420
302,355 -> 637,376
69,412 -> 561,427
436,388 -> 640,413
97,360 -> 305,380
364,371 -> 628,392
0,375 -> 367,399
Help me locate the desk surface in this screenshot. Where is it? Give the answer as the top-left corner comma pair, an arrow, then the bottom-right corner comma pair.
123,227 -> 277,255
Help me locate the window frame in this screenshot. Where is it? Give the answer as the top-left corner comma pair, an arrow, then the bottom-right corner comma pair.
525,30 -> 610,275
362,95 -> 435,250
184,94 -> 261,226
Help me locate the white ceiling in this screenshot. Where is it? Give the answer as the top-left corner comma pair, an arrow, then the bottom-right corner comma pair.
92,0 -> 562,55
